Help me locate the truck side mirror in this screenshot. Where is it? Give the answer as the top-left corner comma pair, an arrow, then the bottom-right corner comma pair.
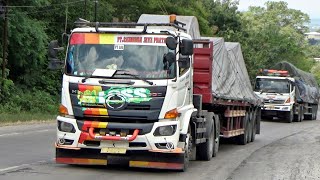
180,39 -> 193,55
166,36 -> 177,50
178,56 -> 190,69
48,40 -> 64,70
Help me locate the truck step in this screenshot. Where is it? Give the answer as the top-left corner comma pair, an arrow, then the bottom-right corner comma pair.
196,128 -> 206,133
199,110 -> 208,117
196,117 -> 206,123
196,138 -> 206,144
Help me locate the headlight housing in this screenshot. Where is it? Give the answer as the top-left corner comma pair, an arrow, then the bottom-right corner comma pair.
154,125 -> 177,136
58,121 -> 75,133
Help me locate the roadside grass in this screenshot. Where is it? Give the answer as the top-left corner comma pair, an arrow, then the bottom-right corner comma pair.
0,113 -> 56,126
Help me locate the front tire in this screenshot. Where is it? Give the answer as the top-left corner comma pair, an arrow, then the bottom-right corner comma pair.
285,110 -> 293,123
197,112 -> 214,161
181,127 -> 192,172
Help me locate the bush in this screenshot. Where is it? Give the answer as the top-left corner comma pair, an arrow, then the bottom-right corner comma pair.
0,85 -> 59,114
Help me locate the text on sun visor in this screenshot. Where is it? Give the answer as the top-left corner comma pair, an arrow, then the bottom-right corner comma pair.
117,36 -> 166,44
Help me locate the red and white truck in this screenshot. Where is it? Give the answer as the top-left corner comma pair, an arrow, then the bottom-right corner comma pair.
49,14 -> 261,171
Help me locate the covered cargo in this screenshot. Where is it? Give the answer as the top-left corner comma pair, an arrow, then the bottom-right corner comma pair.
137,14 -> 201,39
194,37 -> 261,106
272,61 -> 319,104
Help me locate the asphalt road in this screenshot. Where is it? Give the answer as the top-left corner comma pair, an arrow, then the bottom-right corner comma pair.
0,115 -> 319,180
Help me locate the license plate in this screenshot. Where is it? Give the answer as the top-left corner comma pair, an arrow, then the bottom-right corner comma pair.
101,147 -> 127,154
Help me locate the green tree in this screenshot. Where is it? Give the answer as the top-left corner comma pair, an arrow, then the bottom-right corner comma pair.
239,1 -> 312,78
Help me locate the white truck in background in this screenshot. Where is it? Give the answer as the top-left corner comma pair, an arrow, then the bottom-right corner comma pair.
254,62 -> 319,123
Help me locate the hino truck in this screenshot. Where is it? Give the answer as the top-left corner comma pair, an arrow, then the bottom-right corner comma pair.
49,14 -> 261,171
254,61 -> 319,123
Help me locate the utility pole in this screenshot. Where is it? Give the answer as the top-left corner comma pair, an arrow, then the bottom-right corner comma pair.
2,0 -> 8,80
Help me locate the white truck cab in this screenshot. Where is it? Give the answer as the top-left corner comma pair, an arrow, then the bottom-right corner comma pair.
254,70 -> 296,122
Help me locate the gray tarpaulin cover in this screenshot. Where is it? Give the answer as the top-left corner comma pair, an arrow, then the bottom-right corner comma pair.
272,61 -> 319,104
137,14 -> 201,39
203,37 -> 261,105
138,14 -> 261,105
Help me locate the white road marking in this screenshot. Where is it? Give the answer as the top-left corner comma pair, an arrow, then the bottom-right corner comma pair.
0,164 -> 29,173
0,160 -> 53,173
0,132 -> 19,137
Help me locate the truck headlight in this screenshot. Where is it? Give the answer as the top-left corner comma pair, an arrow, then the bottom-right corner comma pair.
58,121 -> 75,133
154,125 -> 177,136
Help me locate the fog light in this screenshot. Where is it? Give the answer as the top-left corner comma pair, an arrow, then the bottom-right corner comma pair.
58,121 -> 75,133
154,125 -> 176,136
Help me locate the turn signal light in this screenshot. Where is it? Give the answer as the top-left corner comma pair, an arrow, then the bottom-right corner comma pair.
164,108 -> 179,119
285,98 -> 291,103
169,14 -> 176,23
59,104 -> 69,116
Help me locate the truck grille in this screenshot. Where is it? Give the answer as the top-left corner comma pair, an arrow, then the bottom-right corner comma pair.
264,99 -> 285,104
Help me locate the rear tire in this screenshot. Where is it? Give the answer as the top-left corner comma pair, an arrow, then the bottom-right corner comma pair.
251,110 -> 257,142
294,105 -> 299,122
236,114 -> 248,145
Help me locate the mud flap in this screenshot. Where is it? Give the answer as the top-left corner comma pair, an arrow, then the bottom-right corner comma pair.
56,148 -> 185,170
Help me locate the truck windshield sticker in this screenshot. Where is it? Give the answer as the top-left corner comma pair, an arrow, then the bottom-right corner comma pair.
114,44 -> 124,50
70,33 -> 167,45
76,85 -> 152,107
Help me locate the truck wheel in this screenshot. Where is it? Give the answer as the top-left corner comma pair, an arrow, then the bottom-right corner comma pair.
247,117 -> 252,144
197,112 -> 214,161
299,106 -> 304,122
236,115 -> 248,145
251,111 -> 257,142
181,128 -> 192,172
312,105 -> 317,120
212,119 -> 220,157
285,110 -> 293,123
293,105 -> 299,122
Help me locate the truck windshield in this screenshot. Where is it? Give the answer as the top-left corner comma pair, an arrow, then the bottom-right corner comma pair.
65,33 -> 175,79
255,78 -> 290,94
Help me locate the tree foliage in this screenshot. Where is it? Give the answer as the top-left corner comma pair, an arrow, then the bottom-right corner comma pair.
239,1 -> 313,78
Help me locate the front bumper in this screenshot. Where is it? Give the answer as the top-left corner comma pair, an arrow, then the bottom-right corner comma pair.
262,104 -> 291,112
55,116 -> 184,169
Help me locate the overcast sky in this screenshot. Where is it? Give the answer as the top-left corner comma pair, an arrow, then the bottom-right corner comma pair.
238,0 -> 319,19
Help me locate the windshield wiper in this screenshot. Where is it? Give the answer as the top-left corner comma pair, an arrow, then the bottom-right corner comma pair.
114,70 -> 153,85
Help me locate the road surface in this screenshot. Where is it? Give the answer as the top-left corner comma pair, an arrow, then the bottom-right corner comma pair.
0,116 -> 319,180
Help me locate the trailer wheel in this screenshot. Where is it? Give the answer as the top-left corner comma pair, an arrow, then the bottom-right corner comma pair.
251,110 -> 257,142
293,105 -> 299,122
312,105 -> 317,120
299,105 -> 304,122
236,114 -> 248,145
247,116 -> 252,144
197,112 -> 214,161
